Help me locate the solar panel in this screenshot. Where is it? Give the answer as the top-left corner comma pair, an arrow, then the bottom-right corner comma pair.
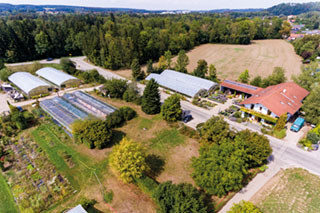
224,80 -> 258,90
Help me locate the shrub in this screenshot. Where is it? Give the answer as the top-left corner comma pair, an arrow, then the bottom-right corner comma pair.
307,132 -> 320,144
274,129 -> 286,139
161,94 -> 182,122
103,190 -> 114,203
135,175 -> 158,197
103,79 -> 128,99
119,107 -> 137,121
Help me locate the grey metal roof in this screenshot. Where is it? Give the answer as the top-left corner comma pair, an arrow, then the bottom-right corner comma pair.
145,70 -> 218,97
36,67 -> 79,87
8,72 -> 51,95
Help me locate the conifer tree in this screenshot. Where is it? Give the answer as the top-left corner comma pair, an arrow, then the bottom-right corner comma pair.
131,58 -> 144,80
142,79 -> 161,114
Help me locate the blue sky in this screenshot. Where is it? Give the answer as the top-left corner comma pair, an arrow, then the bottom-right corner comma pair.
0,0 -> 316,10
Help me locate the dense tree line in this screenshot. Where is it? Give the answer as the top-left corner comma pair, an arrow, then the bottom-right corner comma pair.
0,14 -> 286,69
293,35 -> 320,60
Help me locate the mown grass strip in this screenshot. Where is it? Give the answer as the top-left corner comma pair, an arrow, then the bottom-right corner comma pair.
0,173 -> 19,213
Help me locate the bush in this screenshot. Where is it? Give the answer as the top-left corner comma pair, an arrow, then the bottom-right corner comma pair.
103,190 -> 114,203
274,129 -> 286,139
105,107 -> 136,128
103,79 -> 128,99
135,175 -> 158,197
119,107 -> 137,121
179,125 -> 200,139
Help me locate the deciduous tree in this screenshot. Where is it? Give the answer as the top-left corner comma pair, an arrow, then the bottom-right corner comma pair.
174,50 -> 189,73
109,138 -> 148,183
238,69 -> 250,83
193,59 -> 208,78
302,85 -> 320,124
153,181 -> 208,213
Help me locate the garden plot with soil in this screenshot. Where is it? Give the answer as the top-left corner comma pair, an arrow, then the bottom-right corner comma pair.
3,135 -> 73,212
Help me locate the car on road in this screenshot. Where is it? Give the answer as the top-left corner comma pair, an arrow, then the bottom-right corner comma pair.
290,117 -> 305,132
46,57 -> 53,61
183,114 -> 193,123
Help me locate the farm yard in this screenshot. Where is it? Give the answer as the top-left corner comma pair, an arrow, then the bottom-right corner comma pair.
251,168 -> 320,213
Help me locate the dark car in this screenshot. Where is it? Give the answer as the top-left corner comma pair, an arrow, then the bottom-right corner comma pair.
183,115 -> 193,123
46,57 -> 53,61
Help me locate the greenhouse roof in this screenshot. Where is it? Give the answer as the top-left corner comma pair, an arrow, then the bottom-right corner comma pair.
36,67 -> 79,87
40,99 -> 78,131
145,70 -> 218,97
52,97 -> 88,120
8,72 -> 51,95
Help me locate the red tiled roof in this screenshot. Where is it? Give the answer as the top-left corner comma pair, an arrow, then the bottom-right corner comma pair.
220,80 -> 263,95
240,82 -> 309,117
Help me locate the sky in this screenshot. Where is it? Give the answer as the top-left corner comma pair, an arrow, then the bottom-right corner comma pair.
0,0 -> 317,10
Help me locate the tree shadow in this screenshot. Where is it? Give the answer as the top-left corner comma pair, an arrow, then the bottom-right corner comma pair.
87,207 -> 103,213
146,154 -> 165,178
106,130 -> 126,148
201,190 -> 215,213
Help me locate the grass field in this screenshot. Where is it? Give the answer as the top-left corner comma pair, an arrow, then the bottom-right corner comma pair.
0,173 -> 18,213
252,168 -> 320,213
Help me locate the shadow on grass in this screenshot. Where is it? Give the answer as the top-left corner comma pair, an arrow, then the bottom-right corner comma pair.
146,154 -> 165,178
108,130 -> 126,148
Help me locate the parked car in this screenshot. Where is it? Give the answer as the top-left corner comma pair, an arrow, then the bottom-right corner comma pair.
183,115 -> 193,123
46,57 -> 53,61
290,117 -> 305,132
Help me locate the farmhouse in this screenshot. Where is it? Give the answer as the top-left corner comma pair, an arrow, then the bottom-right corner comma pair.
240,82 -> 309,124
8,72 -> 51,97
36,67 -> 81,88
146,69 -> 218,98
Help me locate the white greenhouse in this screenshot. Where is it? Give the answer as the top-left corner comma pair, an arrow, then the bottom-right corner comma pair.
145,69 -> 218,97
36,67 -> 81,88
8,72 -> 51,97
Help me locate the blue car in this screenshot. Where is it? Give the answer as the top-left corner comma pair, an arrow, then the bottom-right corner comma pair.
290,117 -> 305,132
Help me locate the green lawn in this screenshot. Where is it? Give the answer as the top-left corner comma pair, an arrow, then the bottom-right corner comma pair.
256,168 -> 320,213
31,123 -> 108,191
0,173 -> 19,213
149,128 -> 185,150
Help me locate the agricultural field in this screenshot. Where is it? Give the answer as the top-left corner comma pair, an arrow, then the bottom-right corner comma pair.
112,40 -> 302,81
183,40 -> 302,80
251,168 -> 320,213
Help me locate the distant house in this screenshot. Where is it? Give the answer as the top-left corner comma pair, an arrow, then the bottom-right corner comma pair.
240,82 -> 309,124
67,205 -> 87,213
291,24 -> 305,33
287,33 -> 304,41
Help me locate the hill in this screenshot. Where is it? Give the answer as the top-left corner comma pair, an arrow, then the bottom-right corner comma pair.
267,2 -> 320,15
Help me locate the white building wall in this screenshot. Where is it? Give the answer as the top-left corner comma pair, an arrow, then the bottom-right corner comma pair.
243,103 -> 277,118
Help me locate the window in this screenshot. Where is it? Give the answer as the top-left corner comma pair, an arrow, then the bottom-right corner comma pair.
259,107 -> 262,111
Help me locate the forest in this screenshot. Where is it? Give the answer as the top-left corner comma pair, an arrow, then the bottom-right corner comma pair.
0,13 -> 287,70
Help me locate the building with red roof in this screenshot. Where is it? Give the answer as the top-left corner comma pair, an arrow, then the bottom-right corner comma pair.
240,82 -> 309,123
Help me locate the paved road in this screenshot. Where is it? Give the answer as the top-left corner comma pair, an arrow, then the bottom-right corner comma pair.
7,56 -> 320,211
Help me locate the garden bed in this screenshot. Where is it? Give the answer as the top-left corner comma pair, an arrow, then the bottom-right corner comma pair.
2,136 -> 73,212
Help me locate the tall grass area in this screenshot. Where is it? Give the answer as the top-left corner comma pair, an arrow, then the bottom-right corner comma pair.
0,173 -> 18,213
8,63 -> 63,74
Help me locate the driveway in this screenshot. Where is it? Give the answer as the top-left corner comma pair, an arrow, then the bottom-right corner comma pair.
0,93 -> 9,114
